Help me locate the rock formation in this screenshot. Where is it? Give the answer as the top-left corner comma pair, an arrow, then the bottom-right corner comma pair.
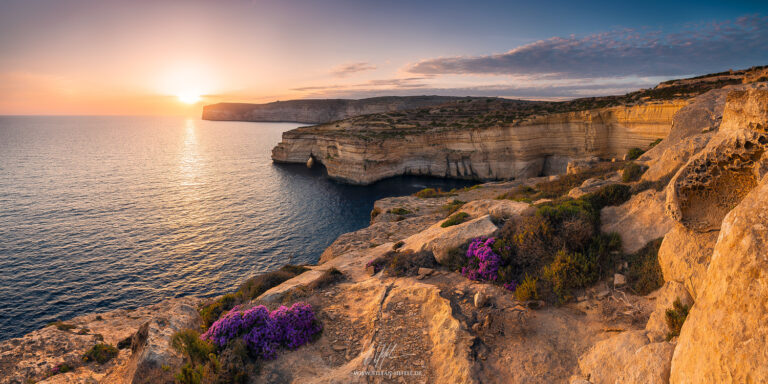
202,96 -> 475,124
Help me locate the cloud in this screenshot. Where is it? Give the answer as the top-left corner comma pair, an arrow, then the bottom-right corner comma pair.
330,62 -> 377,77
408,15 -> 768,79
291,77 -> 428,92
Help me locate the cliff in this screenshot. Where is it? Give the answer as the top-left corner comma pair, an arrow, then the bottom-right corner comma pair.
272,101 -> 686,184
201,96 -> 484,124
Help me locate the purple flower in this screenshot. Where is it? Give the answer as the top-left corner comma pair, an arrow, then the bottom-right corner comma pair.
202,302 -> 321,360
462,237 -> 501,282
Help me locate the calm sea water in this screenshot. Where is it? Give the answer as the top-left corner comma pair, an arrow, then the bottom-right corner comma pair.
0,116 -> 473,340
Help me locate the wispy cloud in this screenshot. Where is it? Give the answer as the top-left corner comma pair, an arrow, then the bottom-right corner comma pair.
408,15 -> 768,79
292,77 -> 428,92
330,62 -> 377,77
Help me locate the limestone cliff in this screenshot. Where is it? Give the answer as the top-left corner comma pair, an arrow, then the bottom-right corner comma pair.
272,101 -> 685,184
202,96 -> 477,124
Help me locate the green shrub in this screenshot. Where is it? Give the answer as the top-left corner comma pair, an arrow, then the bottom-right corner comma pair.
541,250 -> 601,304
441,199 -> 466,215
172,330 -> 215,365
649,138 -> 663,148
622,162 -> 645,182
515,275 -> 539,301
413,188 -> 454,198
392,241 -> 404,250
625,238 -> 664,295
384,250 -> 436,277
83,343 -> 119,364
627,147 -> 646,160
496,185 -> 537,201
665,298 -> 690,340
582,184 -> 632,210
536,198 -> 596,225
441,212 -> 470,227
443,244 -> 470,272
199,265 -> 309,329
48,321 -> 76,331
306,267 -> 344,290
388,207 -> 412,215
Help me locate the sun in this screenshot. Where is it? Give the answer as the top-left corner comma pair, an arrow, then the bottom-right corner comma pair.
177,92 -> 201,104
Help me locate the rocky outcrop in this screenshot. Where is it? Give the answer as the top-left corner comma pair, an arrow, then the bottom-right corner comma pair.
657,224 -> 718,299
600,190 -> 675,254
399,215 -> 498,265
670,174 -> 768,383
664,89 -> 768,232
457,199 -> 534,220
202,96 -> 469,123
273,101 -> 686,184
0,297 -> 200,384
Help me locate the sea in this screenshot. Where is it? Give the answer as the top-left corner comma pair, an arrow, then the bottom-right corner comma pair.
0,116 -> 474,340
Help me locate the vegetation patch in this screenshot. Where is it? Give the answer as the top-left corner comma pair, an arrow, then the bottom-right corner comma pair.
413,188 -> 455,198
387,207 -> 412,215
48,321 -> 77,332
367,250 -> 437,277
626,147 -> 646,160
83,343 -> 119,364
497,162 -> 624,202
441,199 -> 466,215
199,265 -> 310,329
665,298 -> 690,340
441,212 -> 470,227
622,162 -> 645,182
624,238 -> 664,295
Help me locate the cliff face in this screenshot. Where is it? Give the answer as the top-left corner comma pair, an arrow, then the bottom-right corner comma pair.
202,96 -> 475,124
272,101 -> 686,184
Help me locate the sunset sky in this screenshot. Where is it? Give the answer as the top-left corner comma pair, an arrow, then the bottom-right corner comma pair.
1,0 -> 767,115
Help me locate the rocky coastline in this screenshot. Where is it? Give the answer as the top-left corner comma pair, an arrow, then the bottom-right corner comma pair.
2,70 -> 768,383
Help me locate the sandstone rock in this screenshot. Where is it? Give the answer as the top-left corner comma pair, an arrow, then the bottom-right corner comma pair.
641,132 -> 713,182
567,157 -> 600,175
670,175 -> 768,383
417,267 -> 434,276
458,199 -> 534,220
615,341 -> 675,384
102,299 -> 201,384
613,273 -> 627,287
578,330 -> 649,384
665,89 -> 768,231
474,291 -> 488,308
568,177 -> 619,199
272,101 -> 686,184
400,215 -> 498,265
645,281 -> 693,342
601,190 -> 675,254
657,223 -> 718,299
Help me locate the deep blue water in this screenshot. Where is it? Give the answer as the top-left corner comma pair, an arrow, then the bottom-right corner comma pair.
0,116 -> 474,340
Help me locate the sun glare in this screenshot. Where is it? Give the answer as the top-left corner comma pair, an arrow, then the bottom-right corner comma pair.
177,92 -> 201,104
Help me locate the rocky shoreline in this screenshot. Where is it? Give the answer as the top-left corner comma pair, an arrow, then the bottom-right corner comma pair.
2,78 -> 768,383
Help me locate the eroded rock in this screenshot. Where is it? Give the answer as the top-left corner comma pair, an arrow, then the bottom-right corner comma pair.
400,215 -> 498,265
657,223 -> 718,299
670,175 -> 768,383
577,330 -> 649,384
601,190 -> 675,254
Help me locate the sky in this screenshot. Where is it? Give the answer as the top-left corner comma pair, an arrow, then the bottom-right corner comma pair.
1,0 -> 767,115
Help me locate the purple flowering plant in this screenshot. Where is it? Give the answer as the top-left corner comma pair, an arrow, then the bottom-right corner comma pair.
462,237 -> 518,292
201,302 -> 321,360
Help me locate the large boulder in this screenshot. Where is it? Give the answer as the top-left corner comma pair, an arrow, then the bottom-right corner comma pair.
665,89 -> 768,232
645,281 -> 693,342
670,175 -> 768,383
458,199 -> 534,220
657,223 -> 718,299
615,342 -> 676,384
102,299 -> 201,384
601,190 -> 675,254
577,330 -> 649,384
400,215 -> 498,265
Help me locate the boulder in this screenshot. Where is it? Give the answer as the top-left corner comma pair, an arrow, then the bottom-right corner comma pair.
670,175 -> 768,383
615,342 -> 676,384
664,89 -> 768,232
641,132 -> 713,182
568,177 -> 619,199
601,190 -> 675,254
459,199 -> 534,220
657,223 -> 718,299
578,330 -> 649,384
103,299 -> 201,384
400,215 -> 498,265
645,281 -> 694,342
